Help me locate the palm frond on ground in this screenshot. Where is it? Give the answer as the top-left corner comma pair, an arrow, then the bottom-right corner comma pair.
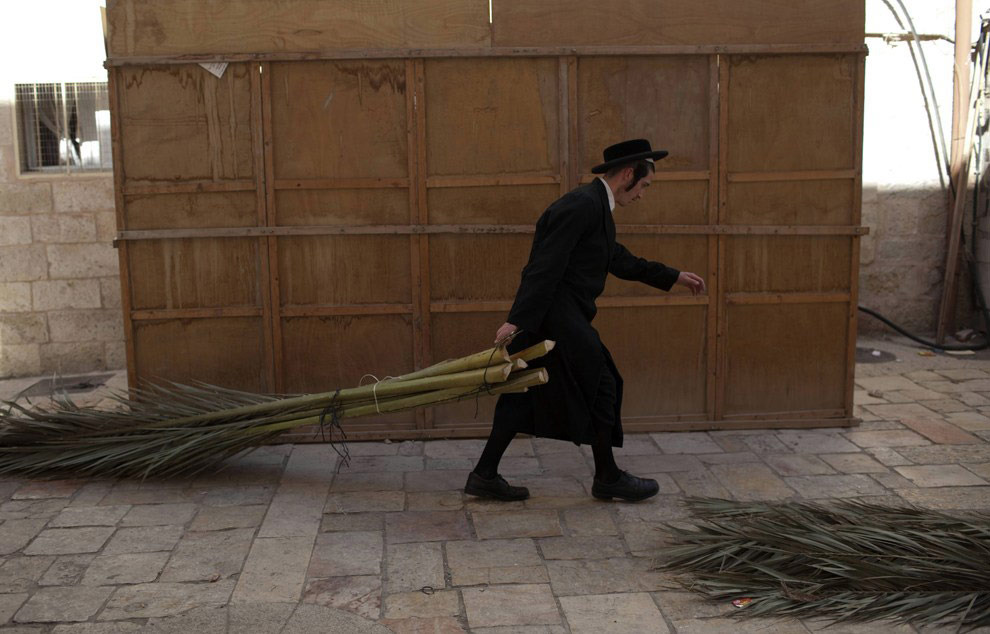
657,497 -> 990,631
0,341 -> 553,479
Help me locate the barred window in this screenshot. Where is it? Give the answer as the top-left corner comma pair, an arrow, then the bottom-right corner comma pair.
15,82 -> 112,174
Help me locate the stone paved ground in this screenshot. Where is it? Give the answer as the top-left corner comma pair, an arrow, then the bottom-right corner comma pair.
0,335 -> 988,633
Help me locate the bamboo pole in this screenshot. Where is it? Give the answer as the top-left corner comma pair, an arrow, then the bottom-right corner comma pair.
509,340 -> 556,363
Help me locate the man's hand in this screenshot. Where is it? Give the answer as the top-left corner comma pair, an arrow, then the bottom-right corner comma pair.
495,322 -> 518,346
676,271 -> 707,296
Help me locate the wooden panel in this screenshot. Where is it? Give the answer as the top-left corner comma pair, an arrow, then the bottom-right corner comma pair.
269,61 -> 409,179
727,55 -> 856,172
277,236 -> 411,306
123,192 -> 257,230
107,0 -> 491,57
603,236 -> 708,297
128,238 -> 261,310
612,181 -> 709,226
430,312 -> 502,426
133,318 -> 267,391
275,189 -> 409,226
425,58 -> 559,176
725,180 -> 855,226
280,315 -> 415,427
492,0 -> 864,47
724,236 -> 852,293
724,303 -> 848,414
596,306 -> 708,417
578,56 -> 710,172
428,185 -> 560,225
429,235 -> 532,301
119,65 -> 255,181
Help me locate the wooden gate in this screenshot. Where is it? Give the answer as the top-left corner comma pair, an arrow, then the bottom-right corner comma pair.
108,0 -> 866,439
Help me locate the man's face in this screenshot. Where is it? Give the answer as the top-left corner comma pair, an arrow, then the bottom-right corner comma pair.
614,167 -> 653,207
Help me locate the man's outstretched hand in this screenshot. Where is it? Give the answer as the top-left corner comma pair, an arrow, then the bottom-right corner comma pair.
495,322 -> 518,346
676,271 -> 707,295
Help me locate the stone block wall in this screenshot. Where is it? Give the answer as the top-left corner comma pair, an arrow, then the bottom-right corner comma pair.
0,102 -> 124,378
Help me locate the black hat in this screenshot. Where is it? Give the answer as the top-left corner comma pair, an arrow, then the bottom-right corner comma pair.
591,139 -> 668,174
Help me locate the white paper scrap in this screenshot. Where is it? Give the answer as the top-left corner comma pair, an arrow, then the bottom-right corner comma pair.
199,62 -> 229,79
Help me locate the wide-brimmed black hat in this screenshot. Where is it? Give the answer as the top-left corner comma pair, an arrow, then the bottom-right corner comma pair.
591,139 -> 668,174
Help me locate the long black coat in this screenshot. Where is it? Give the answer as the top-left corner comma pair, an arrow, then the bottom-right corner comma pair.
494,179 -> 680,446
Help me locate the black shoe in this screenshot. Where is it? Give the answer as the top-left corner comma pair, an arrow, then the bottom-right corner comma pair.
464,472 -> 530,501
591,470 -> 659,502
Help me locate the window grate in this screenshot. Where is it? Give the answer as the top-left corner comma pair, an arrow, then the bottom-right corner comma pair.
15,81 -> 112,174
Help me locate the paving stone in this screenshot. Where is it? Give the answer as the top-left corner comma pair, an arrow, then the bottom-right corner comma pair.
920,380 -> 990,393
24,527 -> 114,555
613,435 -> 662,455
380,616 -> 467,634
14,586 -> 113,623
498,457 -> 543,477
763,454 -> 836,476
924,399 -> 973,413
340,456 -> 424,473
49,505 -> 130,528
904,370 -> 944,382
898,486 -> 990,510
561,506 -> 618,536
899,418 -> 981,444
945,411 -> 990,431
613,454 -> 704,473
38,555 -> 94,586
653,590 -> 730,621
650,432 -> 722,454
672,617 -> 811,633
283,602 -> 392,634
853,390 -> 887,405
386,511 -> 472,544
257,501 -> 323,539
696,452 -> 761,464
609,496 -> 692,526
845,430 -> 931,448
864,447 -> 913,466
404,470 -> 472,493
776,431 -> 860,454
894,464 -> 987,487
0,499 -> 70,520
964,463 -> 990,479
537,452 -> 592,476
330,472 -> 405,492
348,441 -> 401,457
669,469 -> 730,497
937,369 -> 990,381
200,485 -> 275,506
462,584 -> 560,628
533,438 -> 584,456
81,552 -> 170,585
302,575 -> 382,621
856,376 -> 923,392
120,504 -> 196,527
869,472 -> 917,489
102,525 -> 183,554
325,491 -> 405,513
232,536 -> 314,603
819,453 -> 888,473
383,590 -> 460,619
708,463 -> 794,500
546,558 -> 669,596
538,535 -> 626,560
957,391 -> 990,406
13,480 -> 84,500
227,602 -> 296,633
385,542 -> 444,593
802,619 -> 916,632
784,474 -> 888,499
160,528 -> 254,582
446,538 -> 543,586
897,445 -> 990,464
0,592 -> 29,624
67,482 -> 112,507
559,592 -> 668,634
320,512 -> 385,533
308,531 -> 382,577
472,510 -> 561,539
99,487 -> 195,506
886,388 -> 948,402
406,490 -> 463,511
99,581 -> 235,620
188,504 -> 266,531
0,556 -> 55,592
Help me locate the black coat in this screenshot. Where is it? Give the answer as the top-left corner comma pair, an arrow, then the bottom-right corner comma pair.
494,179 -> 680,446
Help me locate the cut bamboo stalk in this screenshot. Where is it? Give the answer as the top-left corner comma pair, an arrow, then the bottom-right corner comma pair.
509,340 -> 556,364
392,346 -> 511,382
510,358 -> 528,372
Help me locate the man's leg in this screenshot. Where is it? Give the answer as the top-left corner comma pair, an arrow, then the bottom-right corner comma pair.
472,423 -> 516,479
465,401 -> 530,501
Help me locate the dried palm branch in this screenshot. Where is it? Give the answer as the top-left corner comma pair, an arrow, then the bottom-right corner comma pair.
0,344 -> 552,479
657,497 -> 990,632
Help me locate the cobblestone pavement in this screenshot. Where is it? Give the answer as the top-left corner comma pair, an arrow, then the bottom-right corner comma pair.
0,335 -> 988,632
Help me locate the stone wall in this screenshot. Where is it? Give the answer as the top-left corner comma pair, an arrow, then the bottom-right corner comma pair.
0,102 -> 123,378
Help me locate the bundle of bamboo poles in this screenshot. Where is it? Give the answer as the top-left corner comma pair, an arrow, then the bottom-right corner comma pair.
0,340 -> 554,479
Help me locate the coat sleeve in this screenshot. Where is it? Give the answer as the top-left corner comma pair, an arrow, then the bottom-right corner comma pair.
507,195 -> 595,332
609,241 -> 680,291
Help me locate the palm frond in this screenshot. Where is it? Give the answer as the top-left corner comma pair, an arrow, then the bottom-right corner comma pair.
0,343 -> 552,479
658,497 -> 990,632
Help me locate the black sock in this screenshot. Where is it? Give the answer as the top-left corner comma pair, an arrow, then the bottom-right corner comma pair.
592,424 -> 620,483
473,424 -> 516,479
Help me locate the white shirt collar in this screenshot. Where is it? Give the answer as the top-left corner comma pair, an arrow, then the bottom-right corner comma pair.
597,176 -> 615,212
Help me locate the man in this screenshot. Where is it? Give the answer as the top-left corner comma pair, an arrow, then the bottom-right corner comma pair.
464,139 -> 707,502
